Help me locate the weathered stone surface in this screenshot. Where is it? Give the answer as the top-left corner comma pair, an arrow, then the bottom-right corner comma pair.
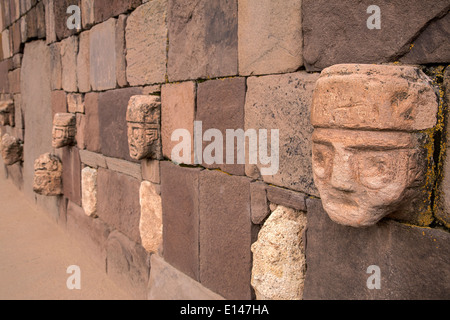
161,81 -> 196,163
105,156 -> 141,180
106,230 -> 150,300
1,133 -> 22,165
161,161 -> 201,281
115,14 -> 128,87
126,0 -> 167,86
139,181 -> 162,253
52,113 -> 76,148
51,90 -> 67,118
94,0 -> 141,24
250,181 -> 269,225
0,59 -> 11,93
36,1 -> 46,39
49,42 -> 62,90
2,29 -> 11,59
197,77 -> 246,175
266,185 -> 306,212
90,18 -> 117,91
54,0 -> 79,41
168,0 -> 238,81
97,168 -> 141,243
245,72 -> 320,196
60,36 -> 78,92
67,93 -> 84,114
81,166 -> 97,217
303,0 -> 450,71
98,87 -> 142,161
62,147 -> 82,206
8,68 -> 20,94
126,95 -> 162,160
141,159 -> 160,184
238,0 -> 302,76
77,31 -> 91,93
44,0 -> 57,44
81,0 -> 95,29
75,113 -> 86,150
83,92 -> 101,153
0,99 -> 14,126
304,198 -> 450,300
199,169 -> 253,300
148,255 -> 225,300
11,21 -> 21,54
251,205 -> 307,300
79,149 -> 107,168
33,153 -> 63,196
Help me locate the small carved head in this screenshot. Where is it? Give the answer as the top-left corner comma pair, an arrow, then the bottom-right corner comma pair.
33,153 -> 63,196
311,64 -> 438,227
126,95 -> 162,160
1,134 -> 23,165
0,100 -> 15,127
52,113 -> 76,149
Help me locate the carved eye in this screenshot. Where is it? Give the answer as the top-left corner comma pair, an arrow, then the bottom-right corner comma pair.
357,153 -> 395,190
312,144 -> 333,179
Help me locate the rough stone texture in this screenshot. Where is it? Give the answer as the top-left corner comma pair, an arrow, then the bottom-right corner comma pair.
81,0 -> 95,29
79,149 -> 107,168
44,0 -> 57,44
98,87 -> 142,161
49,42 -> 62,90
0,99 -> 14,126
97,168 -> 141,244
67,93 -> 84,114
304,198 -> 450,299
33,153 -> 63,196
60,36 -> 78,93
75,113 -> 86,150
106,230 -> 150,300
2,29 -> 11,59
54,0 -> 80,41
90,18 -> 117,91
197,77 -> 246,175
0,59 -> 11,93
62,147 -> 82,206
199,169 -> 253,300
161,161 -> 201,281
115,14 -> 128,87
245,72 -> 320,196
266,185 -> 306,212
250,181 -> 269,225
11,21 -> 21,54
148,255 -> 225,300
238,0 -> 302,76
126,95 -> 162,160
81,166 -> 97,217
126,0 -> 167,86
105,156 -> 141,180
94,0 -> 142,24
51,90 -> 67,118
1,133 -> 22,165
303,0 -> 450,71
77,31 -> 91,93
8,68 -> 20,94
161,81 -> 196,163
36,1 -> 46,39
52,113 -> 76,148
141,159 -> 160,184
83,92 -> 101,153
168,0 -> 238,81
139,181 -> 162,253
251,205 -> 307,300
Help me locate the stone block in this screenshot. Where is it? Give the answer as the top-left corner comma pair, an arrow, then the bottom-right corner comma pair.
83,92 -> 101,153
7,68 -> 20,94
79,149 -> 107,168
11,21 -> 21,54
167,0 -> 238,81
106,230 -> 150,300
81,0 -> 94,29
77,31 -> 90,93
12,53 -> 22,69
105,156 -> 142,180
51,90 -> 67,118
97,168 -> 141,243
75,113 -> 85,150
98,87 -> 142,161
62,147 -> 82,206
161,161 -> 201,281
94,0 -> 141,24
198,169 -> 253,300
139,181 -> 162,253
161,81 -> 196,163
303,0 -> 450,71
90,18 -> 118,91
60,35 -> 78,92
44,0 -> 57,44
25,4 -> 37,39
266,185 -> 306,212
52,113 -> 76,148
0,59 -> 11,93
245,71 -> 320,196
238,0 -> 302,76
303,198 -> 450,300
250,182 -> 269,225
125,0 -> 167,86
141,159 -> 160,184
33,153 -> 63,196
36,1 -> 45,39
49,42 -> 62,90
81,166 -> 97,217
148,255 -> 225,300
1,133 -> 22,165
54,0 -> 79,41
67,93 -> 84,114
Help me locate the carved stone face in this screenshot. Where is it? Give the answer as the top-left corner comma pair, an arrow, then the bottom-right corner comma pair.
1,134 -> 23,165
52,113 -> 76,149
33,153 -> 63,196
126,95 -> 162,160
0,100 -> 15,127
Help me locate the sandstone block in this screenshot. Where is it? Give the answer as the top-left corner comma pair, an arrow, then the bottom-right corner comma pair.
60,36 -> 78,92
49,42 -> 62,90
266,185 -> 306,212
44,0 -> 57,44
67,93 -> 84,114
81,0 -> 94,29
51,90 -> 67,118
33,153 -> 62,196
62,147 -> 82,206
81,166 -> 98,217
79,149 -> 107,168
2,29 -> 11,59
84,92 -> 101,153
54,0 -> 79,41
94,0 -> 141,24
139,181 -> 162,253
7,68 -> 20,94
141,159 -> 160,184
250,182 -> 269,225
1,133 -> 22,165
77,31 -> 91,93
105,156 -> 141,180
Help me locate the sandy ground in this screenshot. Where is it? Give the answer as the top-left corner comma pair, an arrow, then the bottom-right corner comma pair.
0,178 -> 133,300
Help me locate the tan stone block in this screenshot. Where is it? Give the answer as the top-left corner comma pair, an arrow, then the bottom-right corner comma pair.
1,133 -> 22,165
139,181 -> 162,253
81,166 -> 98,217
60,36 -> 78,93
67,93 -> 85,113
77,31 -> 91,93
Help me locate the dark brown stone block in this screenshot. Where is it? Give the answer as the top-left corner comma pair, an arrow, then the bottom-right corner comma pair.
36,1 -> 46,39
161,161 -> 201,281
303,198 -> 450,300
266,185 -> 306,212
97,168 -> 141,243
0,59 -> 12,94
11,21 -> 21,54
98,87 -> 142,161
62,146 -> 81,206
196,77 -> 246,175
25,5 -> 38,40
199,169 -> 253,299
94,0 -> 141,24
83,92 -> 101,153
54,0 -> 80,41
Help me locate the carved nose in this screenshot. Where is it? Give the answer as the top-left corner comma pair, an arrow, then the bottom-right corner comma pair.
330,150 -> 356,192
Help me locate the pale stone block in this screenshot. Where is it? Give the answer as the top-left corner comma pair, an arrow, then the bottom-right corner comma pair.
139,181 -> 162,253
82,166 -> 98,217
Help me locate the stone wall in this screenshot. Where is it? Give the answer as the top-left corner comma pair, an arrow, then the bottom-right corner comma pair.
0,0 -> 448,300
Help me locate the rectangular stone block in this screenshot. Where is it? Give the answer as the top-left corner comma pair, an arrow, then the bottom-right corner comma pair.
141,159 -> 160,184
0,59 -> 11,93
238,0 -> 302,76
67,93 -> 84,113
11,21 -> 21,54
304,198 -> 450,299
115,14 -> 127,87
62,146 -> 82,206
125,0 -> 167,86
77,30 -> 91,93
148,255 -> 225,300
266,185 -> 306,212
25,4 -> 37,39
75,113 -> 86,150
81,0 -> 94,29
199,169 -> 253,299
51,90 -> 67,118
49,42 -> 62,90
94,0 -> 141,24
79,149 -> 107,168
97,168 -> 141,243
245,71 -> 320,196
36,1 -> 45,39
54,0 -> 79,41
250,181 -> 269,225
161,161 -> 201,281
84,92 -> 101,153
161,81 -> 196,163
2,29 -> 11,59
44,0 -> 57,44
8,68 -> 20,94
196,77 -> 246,175
60,35 -> 78,92
98,87 -> 142,161
105,156 -> 142,180
168,0 -> 238,81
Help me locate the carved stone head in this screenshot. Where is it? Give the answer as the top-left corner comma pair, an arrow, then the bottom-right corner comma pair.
1,134 -> 23,165
52,113 -> 76,149
0,99 -> 15,127
311,64 -> 438,227
33,153 -> 63,196
126,95 -> 162,160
